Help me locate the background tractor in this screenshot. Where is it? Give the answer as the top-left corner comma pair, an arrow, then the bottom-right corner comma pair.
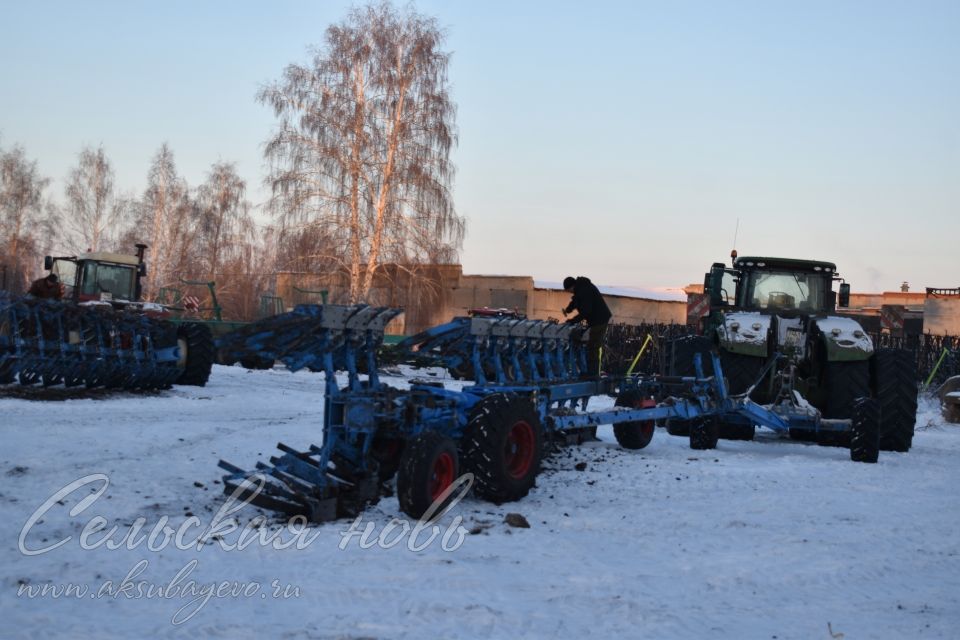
667,252 -> 916,451
0,244 -> 213,389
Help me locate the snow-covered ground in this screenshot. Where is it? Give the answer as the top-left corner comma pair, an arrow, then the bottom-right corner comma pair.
1,365 -> 958,639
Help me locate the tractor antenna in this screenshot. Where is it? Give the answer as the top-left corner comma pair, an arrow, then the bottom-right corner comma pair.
730,218 -> 739,266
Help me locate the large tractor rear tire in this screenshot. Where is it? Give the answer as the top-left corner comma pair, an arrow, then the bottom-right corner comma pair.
873,348 -> 917,452
462,393 -> 542,504
664,335 -> 714,437
821,359 -> 871,419
176,323 -> 214,386
850,398 -> 880,463
667,335 -> 714,377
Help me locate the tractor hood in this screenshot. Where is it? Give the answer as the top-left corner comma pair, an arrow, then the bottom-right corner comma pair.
815,316 -> 873,361
717,312 -> 771,357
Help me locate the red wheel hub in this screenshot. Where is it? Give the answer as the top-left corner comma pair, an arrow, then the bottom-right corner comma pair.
640,398 -> 656,436
429,452 -> 455,501
505,420 -> 535,479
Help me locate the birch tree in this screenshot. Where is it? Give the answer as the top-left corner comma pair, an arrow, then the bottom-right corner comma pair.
135,144 -> 196,298
260,0 -> 463,303
63,145 -> 119,252
196,161 -> 253,282
0,143 -> 50,290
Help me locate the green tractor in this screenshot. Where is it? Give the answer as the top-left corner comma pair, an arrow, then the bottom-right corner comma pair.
667,253 -> 916,451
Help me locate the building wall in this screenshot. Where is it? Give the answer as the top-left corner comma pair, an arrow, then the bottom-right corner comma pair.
924,298 -> 960,335
276,268 -> 685,335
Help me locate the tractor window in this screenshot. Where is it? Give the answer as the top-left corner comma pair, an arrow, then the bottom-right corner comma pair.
79,262 -> 136,301
51,259 -> 77,297
741,271 -> 827,311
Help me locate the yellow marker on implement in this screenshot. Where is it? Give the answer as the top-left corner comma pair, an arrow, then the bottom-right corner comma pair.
625,334 -> 654,376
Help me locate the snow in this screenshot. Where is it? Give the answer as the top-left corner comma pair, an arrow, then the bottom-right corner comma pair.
815,316 -> 875,353
2,365 -> 959,638
718,311 -> 770,346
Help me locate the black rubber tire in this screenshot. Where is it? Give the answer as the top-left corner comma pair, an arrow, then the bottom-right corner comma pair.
613,390 -> 656,450
821,359 -> 871,419
371,435 -> 405,482
719,349 -> 768,402
718,422 -> 755,441
462,393 -> 542,504
176,323 -> 214,386
0,359 -> 15,384
239,356 -> 274,370
873,348 -> 917,452
850,397 -> 880,463
397,430 -> 460,520
666,420 -> 691,437
667,335 -> 714,377
690,417 -> 719,450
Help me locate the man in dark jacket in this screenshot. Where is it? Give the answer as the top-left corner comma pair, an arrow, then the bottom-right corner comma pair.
562,276 -> 612,378
28,273 -> 64,300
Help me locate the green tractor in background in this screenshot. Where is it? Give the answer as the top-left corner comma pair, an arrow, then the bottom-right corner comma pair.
668,252 -> 916,451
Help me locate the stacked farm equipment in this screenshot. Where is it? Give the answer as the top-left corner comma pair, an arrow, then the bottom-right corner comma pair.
218,301 -> 893,524
0,245 -> 213,389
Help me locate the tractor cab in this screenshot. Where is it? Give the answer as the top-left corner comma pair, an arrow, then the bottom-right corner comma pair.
44,244 -> 147,305
704,255 -> 850,318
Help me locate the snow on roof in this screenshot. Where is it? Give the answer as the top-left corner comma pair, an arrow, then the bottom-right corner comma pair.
535,280 -> 687,302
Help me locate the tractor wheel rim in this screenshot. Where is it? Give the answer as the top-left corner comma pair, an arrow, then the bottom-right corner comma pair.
429,452 -> 455,501
505,420 -> 535,479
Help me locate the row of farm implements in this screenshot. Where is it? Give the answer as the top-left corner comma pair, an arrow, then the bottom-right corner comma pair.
218,305 -> 886,524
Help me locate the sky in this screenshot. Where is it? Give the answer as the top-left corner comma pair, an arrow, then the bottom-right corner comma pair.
1,0 -> 957,295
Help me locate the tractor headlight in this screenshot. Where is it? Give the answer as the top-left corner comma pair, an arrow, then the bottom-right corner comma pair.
853,330 -> 864,338
752,322 -> 762,331
730,322 -> 740,331
831,328 -> 842,337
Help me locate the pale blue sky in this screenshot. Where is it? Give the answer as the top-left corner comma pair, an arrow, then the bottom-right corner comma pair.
2,0 -> 957,293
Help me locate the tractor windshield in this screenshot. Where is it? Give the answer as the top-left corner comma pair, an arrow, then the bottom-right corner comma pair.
739,270 -> 828,312
79,262 -> 137,301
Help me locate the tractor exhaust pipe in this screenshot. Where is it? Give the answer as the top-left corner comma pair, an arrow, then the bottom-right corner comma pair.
135,243 -> 148,264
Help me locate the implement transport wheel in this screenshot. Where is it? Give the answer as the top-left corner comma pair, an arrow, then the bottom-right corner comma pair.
873,348 -> 917,452
690,417 -> 719,450
850,397 -> 880,463
463,393 -> 542,504
613,391 -> 656,450
176,323 -> 214,386
397,431 -> 460,520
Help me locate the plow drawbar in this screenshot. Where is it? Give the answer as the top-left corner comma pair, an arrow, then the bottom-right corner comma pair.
218,306 -> 884,524
0,292 -> 212,389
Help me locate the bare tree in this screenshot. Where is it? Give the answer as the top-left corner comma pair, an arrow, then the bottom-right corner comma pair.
63,145 -> 119,252
130,144 -> 197,298
196,162 -> 254,282
260,0 -> 464,303
0,143 -> 50,291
